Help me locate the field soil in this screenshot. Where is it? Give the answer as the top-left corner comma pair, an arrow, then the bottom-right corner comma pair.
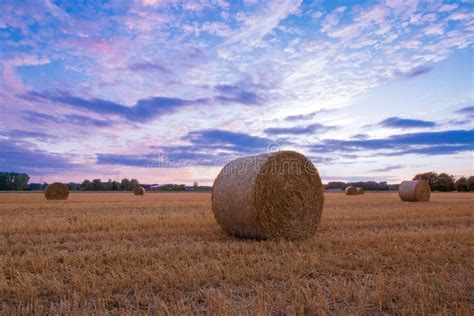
0,192 -> 472,314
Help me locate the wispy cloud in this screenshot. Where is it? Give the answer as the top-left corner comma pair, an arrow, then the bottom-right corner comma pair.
284,109 -> 332,121
0,138 -> 77,175
97,129 -> 278,168
22,111 -> 112,127
371,164 -> 404,172
223,0 -> 302,47
264,123 -> 336,135
394,65 -> 433,80
456,106 -> 474,117
379,117 -> 436,129
25,91 -> 210,123
311,129 -> 474,156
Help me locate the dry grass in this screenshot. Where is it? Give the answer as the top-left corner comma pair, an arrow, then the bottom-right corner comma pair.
0,192 -> 472,314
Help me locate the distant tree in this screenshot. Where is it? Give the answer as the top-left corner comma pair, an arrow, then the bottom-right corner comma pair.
112,180 -> 120,191
121,178 -> 130,191
67,182 -> 81,191
0,173 -> 6,190
377,181 -> 389,191
159,184 -> 186,191
436,173 -> 454,192
468,176 -> 474,192
326,182 -> 346,190
92,179 -> 103,191
455,177 -> 468,192
193,181 -> 199,190
13,173 -> 29,190
0,172 -> 29,190
80,179 -> 92,191
104,179 -> 113,191
129,179 -> 139,190
413,172 -> 439,190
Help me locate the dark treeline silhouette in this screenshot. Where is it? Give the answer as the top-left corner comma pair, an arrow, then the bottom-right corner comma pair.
326,172 -> 474,192
326,181 -> 395,191
76,178 -> 140,191
413,172 -> 474,192
0,172 -> 30,190
1,171 -> 473,192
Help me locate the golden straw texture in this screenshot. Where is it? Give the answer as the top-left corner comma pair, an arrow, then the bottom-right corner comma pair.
345,186 -> 358,195
212,151 -> 324,240
134,186 -> 145,196
399,180 -> 431,202
356,187 -> 365,195
44,182 -> 69,200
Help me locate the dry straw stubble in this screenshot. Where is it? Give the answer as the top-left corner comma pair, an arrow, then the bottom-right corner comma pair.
44,182 -> 70,200
212,151 -> 324,240
399,180 -> 431,202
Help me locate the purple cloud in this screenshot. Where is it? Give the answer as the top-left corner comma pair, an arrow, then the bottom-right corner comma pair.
379,117 -> 436,129
24,91 -> 210,123
128,61 -> 171,74
0,138 -> 76,175
311,129 -> 474,155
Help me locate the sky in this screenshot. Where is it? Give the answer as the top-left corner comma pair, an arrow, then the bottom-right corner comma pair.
0,0 -> 473,185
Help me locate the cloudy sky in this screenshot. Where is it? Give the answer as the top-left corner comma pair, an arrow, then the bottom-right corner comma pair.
0,0 -> 473,185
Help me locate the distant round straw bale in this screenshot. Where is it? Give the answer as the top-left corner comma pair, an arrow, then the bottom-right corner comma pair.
345,186 -> 358,195
356,187 -> 365,195
211,151 -> 324,240
44,182 -> 69,200
134,186 -> 145,196
399,180 -> 431,202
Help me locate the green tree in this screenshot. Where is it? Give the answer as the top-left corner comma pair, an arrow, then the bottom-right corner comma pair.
121,178 -> 130,191
92,179 -> 103,191
455,177 -> 468,192
13,173 -> 29,190
435,173 -> 454,192
0,172 -> 30,190
467,176 -> 474,191
112,181 -> 120,191
104,179 -> 113,191
130,179 -> 139,190
413,172 -> 439,190
80,179 -> 92,191
0,173 -> 6,190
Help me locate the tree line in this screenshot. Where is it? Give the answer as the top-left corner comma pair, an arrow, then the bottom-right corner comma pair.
413,172 -> 474,192
1,171 -> 473,192
75,178 -> 140,191
326,172 -> 474,192
0,172 -> 30,190
0,173 -> 141,191
326,181 -> 395,191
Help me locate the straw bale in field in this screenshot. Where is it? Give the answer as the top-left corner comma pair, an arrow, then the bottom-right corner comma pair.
134,186 -> 145,196
399,180 -> 431,202
44,182 -> 69,200
212,151 -> 324,240
345,186 -> 358,195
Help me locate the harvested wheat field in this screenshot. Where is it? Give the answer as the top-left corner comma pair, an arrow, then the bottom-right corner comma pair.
0,192 -> 472,314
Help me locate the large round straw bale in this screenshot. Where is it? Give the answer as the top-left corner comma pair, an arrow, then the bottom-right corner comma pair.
134,186 -> 145,195
44,182 -> 69,200
399,180 -> 431,202
211,151 -> 324,240
356,187 -> 365,195
345,186 -> 358,195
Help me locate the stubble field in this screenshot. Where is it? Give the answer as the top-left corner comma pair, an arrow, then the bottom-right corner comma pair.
0,192 -> 472,314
